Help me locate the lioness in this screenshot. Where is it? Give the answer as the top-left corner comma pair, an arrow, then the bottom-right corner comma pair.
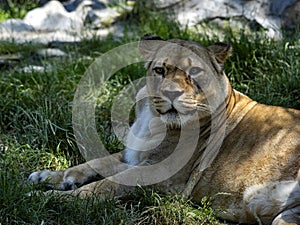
29,35 -> 300,225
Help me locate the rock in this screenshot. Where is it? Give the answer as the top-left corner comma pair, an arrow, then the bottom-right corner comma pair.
0,0 -> 128,44
19,65 -> 50,73
23,0 -> 83,31
63,0 -> 105,12
149,0 -> 299,38
36,48 -> 67,58
1,0 -> 296,44
23,0 -> 122,31
150,0 -> 182,8
0,19 -> 35,32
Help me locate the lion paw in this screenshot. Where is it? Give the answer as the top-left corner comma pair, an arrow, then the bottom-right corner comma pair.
28,170 -> 76,190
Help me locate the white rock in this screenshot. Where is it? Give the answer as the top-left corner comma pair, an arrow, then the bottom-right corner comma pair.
0,19 -> 35,32
152,0 -> 299,38
0,0 -> 125,44
20,65 -> 50,73
23,0 -> 83,31
36,48 -> 67,57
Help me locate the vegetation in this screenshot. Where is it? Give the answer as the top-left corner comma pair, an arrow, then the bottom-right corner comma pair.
0,0 -> 40,21
0,3 -> 300,225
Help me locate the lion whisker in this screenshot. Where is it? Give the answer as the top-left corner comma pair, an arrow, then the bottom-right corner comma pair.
196,104 -> 215,113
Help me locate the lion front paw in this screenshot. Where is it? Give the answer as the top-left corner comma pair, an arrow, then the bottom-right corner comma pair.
28,170 -> 76,190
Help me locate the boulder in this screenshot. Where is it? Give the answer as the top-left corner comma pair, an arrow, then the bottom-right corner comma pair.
23,0 -> 83,31
22,0 -> 123,31
0,0 -> 298,44
0,19 -> 35,32
0,0 -> 128,44
149,0 -> 299,38
36,48 -> 67,58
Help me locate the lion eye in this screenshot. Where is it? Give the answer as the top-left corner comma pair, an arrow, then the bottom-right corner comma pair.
153,67 -> 165,76
189,66 -> 203,75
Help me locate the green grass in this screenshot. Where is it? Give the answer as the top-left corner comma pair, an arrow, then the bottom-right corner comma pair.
0,7 -> 300,225
0,0 -> 40,21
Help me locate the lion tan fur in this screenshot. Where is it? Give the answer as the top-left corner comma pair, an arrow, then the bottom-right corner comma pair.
29,35 -> 300,225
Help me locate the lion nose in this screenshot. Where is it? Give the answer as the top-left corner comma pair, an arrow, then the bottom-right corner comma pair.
162,90 -> 184,101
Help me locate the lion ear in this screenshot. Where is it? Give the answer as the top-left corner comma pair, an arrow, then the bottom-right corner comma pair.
207,43 -> 232,71
139,34 -> 165,61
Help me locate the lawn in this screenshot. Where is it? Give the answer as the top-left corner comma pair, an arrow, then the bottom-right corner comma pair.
0,5 -> 300,225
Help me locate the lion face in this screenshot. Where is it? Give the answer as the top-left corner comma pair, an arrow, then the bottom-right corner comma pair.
146,48 -> 211,127
139,35 -> 232,127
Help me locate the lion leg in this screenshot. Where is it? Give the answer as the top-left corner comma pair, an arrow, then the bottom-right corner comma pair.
45,178 -> 134,200
243,180 -> 300,224
28,152 -> 125,190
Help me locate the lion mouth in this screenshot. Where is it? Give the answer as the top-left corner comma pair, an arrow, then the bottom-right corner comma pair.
160,106 -> 196,116
163,107 -> 178,115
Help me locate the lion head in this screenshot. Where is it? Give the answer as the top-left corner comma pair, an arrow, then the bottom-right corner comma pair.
139,34 -> 232,127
